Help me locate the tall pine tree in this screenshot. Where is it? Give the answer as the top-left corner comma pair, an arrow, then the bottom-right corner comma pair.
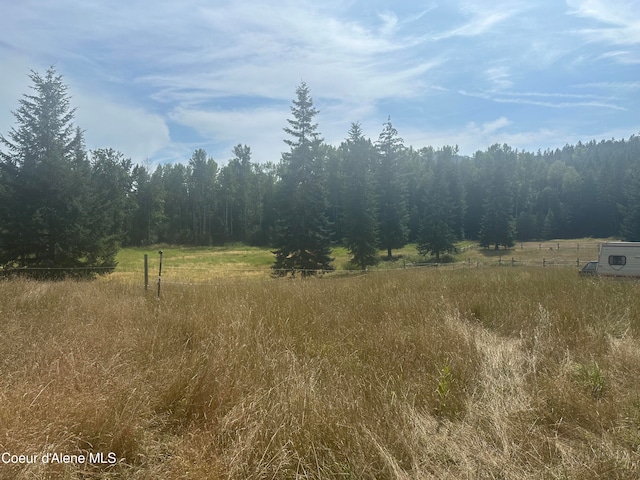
478,144 -> 516,250
416,148 -> 461,262
188,149 -> 218,245
0,67 -> 117,278
128,164 -> 166,245
342,123 -> 379,270
272,82 -> 334,276
219,144 -> 258,243
375,117 -> 408,259
90,148 -> 135,245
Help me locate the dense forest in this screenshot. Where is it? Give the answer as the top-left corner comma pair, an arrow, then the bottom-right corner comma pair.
1,67 -> 639,276
107,97 -> 640,256
106,124 -> 640,245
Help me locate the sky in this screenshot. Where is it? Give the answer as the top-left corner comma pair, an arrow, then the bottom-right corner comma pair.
0,0 -> 639,166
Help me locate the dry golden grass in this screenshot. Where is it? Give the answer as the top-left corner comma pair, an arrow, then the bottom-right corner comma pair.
458,238 -> 605,268
1,266 -> 640,479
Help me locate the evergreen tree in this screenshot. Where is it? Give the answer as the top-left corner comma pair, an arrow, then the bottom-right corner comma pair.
513,150 -> 543,241
218,144 -> 258,243
460,158 -> 484,240
231,144 -> 254,243
0,67 -> 117,278
375,117 -> 408,259
417,217 -> 456,262
161,162 -> 191,244
90,148 -> 134,245
255,161 -> 279,246
128,164 -> 165,245
621,163 -> 640,241
272,82 -> 334,276
406,146 -> 433,242
325,144 -> 345,242
341,122 -> 379,270
478,145 -> 516,250
480,198 -> 516,250
416,149 -> 460,262
188,149 -> 218,245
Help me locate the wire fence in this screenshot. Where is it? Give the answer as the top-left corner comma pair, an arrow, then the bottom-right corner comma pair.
405,258 -> 586,269
147,256 -> 590,291
0,265 -> 116,279
515,241 -> 602,251
1,241 -> 605,288
457,241 -> 603,252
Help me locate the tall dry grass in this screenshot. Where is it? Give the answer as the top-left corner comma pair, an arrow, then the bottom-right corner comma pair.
1,267 -> 639,478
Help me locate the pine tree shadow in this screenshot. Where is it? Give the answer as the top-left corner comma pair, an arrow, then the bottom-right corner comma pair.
380,254 -> 405,262
478,246 -> 516,257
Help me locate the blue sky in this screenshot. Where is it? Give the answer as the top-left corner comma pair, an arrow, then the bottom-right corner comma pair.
1,0 -> 639,165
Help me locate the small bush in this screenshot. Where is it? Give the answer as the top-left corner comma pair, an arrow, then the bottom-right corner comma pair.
573,361 -> 606,399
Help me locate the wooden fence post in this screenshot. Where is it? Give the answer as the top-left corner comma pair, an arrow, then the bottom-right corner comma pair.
144,254 -> 148,291
157,250 -> 163,299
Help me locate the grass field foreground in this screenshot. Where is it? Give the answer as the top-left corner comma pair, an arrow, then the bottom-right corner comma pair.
1,266 -> 640,478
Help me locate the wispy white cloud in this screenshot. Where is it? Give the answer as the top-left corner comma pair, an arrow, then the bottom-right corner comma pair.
482,117 -> 512,135
401,116 -> 554,154
1,0 -> 442,164
433,2 -> 527,39
169,98 -> 384,164
0,51 -> 173,164
458,89 -> 627,111
403,116 -> 640,156
526,41 -> 575,68
566,0 -> 640,48
74,90 -> 171,162
136,1 -> 434,106
566,0 -> 640,31
597,50 -> 640,64
485,66 -> 513,90
574,81 -> 640,89
169,106 -> 290,163
378,11 -> 399,36
1,0 -> 638,165
0,55 -> 34,136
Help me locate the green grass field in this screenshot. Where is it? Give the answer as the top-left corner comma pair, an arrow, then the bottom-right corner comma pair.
2,239 -> 639,479
112,238 -> 607,285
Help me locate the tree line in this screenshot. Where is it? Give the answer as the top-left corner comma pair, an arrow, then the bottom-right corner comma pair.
1,67 -> 639,277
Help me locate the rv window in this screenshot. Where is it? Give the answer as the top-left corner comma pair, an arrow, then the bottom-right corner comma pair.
608,255 -> 626,266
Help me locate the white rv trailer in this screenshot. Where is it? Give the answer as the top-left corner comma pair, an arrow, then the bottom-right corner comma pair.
595,242 -> 640,278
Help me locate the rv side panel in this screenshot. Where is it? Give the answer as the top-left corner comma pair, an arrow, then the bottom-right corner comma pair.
596,242 -> 640,277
